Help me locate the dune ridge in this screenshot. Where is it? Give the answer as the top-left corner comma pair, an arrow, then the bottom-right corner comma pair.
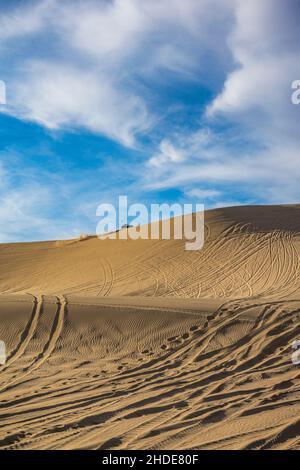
0,205 -> 300,449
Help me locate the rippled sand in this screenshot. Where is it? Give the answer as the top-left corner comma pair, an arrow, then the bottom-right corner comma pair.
1,205 -> 300,449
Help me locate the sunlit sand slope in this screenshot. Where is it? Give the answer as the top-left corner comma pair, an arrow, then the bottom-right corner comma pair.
0,205 -> 300,449
1,205 -> 300,299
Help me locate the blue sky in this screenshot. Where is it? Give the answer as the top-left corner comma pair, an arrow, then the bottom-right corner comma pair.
0,0 -> 300,242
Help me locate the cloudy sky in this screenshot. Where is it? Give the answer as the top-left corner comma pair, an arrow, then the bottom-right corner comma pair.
0,0 -> 299,241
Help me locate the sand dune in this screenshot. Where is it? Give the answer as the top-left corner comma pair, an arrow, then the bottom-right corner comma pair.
0,205 -> 300,449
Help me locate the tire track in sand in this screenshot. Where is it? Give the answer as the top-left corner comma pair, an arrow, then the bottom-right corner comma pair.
97,258 -> 114,297
0,296 -> 66,393
0,294 -> 43,372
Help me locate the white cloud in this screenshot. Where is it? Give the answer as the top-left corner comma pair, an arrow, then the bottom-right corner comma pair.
0,0 -> 53,42
185,188 -> 221,199
7,61 -> 149,147
0,153 -> 98,242
148,139 -> 185,167
207,0 -> 300,143
145,0 -> 300,204
148,128 -> 220,168
0,0 -> 233,146
60,0 -> 146,59
0,185 -> 56,242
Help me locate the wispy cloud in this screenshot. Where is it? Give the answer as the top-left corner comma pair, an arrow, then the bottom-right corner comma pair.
185,188 -> 221,200
0,0 -> 299,241
0,0 -> 233,146
145,0 -> 300,204
8,62 -> 150,147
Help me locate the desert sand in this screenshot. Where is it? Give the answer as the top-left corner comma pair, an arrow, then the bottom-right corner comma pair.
0,204 -> 300,450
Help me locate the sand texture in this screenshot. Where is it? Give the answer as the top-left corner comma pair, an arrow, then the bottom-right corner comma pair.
0,205 -> 300,449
